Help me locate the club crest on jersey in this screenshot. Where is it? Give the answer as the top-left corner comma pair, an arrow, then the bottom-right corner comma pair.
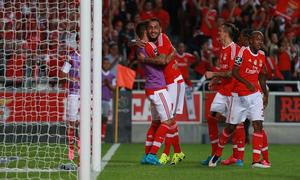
153,48 -> 159,56
254,59 -> 257,66
235,57 -> 242,65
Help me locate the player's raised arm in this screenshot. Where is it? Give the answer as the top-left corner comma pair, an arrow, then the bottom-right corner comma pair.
232,56 -> 255,92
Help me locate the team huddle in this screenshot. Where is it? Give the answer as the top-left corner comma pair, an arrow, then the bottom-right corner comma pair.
135,18 -> 270,168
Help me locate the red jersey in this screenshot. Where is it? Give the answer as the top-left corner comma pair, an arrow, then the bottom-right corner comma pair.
144,33 -> 182,84
218,42 -> 240,96
200,7 -> 217,37
153,10 -> 170,33
233,47 -> 266,96
265,56 -> 284,80
175,52 -> 196,80
278,51 -> 291,72
139,10 -> 154,20
157,33 -> 182,84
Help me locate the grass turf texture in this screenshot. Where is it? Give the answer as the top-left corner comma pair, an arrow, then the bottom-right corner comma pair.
0,143 -> 111,179
99,144 -> 300,180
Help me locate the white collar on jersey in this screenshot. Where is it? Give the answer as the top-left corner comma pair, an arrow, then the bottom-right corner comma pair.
176,52 -> 186,58
102,70 -> 111,76
222,41 -> 234,49
247,46 -> 259,57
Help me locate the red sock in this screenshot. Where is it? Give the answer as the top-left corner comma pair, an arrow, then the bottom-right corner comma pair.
252,132 -> 263,163
207,115 -> 219,155
68,127 -> 75,151
262,129 -> 269,162
163,128 -> 174,156
145,122 -> 159,154
216,128 -> 232,157
236,124 -> 245,160
149,123 -> 170,154
172,123 -> 181,153
231,131 -> 238,159
101,122 -> 107,141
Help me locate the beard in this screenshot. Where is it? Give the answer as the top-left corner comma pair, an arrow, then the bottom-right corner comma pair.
149,36 -> 158,42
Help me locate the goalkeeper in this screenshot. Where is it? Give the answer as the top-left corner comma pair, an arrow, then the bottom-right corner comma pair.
61,50 -> 81,163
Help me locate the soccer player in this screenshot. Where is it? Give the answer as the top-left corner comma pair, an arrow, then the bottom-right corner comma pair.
60,50 -> 80,162
201,23 -> 241,166
221,29 -> 252,166
146,18 -> 186,165
101,57 -> 116,142
135,21 -> 174,165
136,18 -> 185,165
209,31 -> 271,168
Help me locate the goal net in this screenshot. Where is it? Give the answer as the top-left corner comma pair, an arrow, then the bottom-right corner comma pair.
0,0 -> 80,179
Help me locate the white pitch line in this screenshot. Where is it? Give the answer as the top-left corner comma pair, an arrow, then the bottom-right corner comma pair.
100,143 -> 120,172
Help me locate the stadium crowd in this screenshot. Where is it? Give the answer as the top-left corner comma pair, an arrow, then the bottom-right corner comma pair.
102,0 -> 300,86
0,0 -> 299,90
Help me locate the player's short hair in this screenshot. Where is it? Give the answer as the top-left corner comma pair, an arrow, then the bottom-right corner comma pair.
251,30 -> 264,38
240,29 -> 252,39
148,17 -> 161,26
135,21 -> 148,39
222,23 -> 239,41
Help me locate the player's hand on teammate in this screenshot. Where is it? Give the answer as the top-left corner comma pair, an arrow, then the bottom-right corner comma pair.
136,39 -> 147,48
246,83 -> 255,92
137,53 -> 146,62
208,78 -> 218,90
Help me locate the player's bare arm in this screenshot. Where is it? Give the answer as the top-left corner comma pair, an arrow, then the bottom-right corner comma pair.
232,64 -> 255,92
60,70 -> 79,82
205,71 -> 231,79
258,66 -> 269,108
208,77 -> 220,90
137,52 -> 168,65
145,47 -> 175,65
129,39 -> 147,48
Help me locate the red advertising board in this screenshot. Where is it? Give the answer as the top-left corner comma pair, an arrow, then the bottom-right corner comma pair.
275,95 -> 300,122
0,92 -> 66,122
132,91 -> 202,123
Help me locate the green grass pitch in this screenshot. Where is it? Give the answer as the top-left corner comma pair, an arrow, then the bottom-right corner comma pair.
99,144 -> 300,180
1,143 -> 299,179
0,143 -> 111,179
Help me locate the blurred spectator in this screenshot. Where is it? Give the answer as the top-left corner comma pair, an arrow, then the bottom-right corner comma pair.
193,39 -> 212,79
153,0 -> 170,32
265,51 -> 284,80
198,0 -> 217,38
105,43 -> 124,76
265,21 -> 279,57
0,0 -> 298,92
139,0 -> 154,20
174,42 -> 197,87
220,0 -> 241,23
278,38 -> 292,80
